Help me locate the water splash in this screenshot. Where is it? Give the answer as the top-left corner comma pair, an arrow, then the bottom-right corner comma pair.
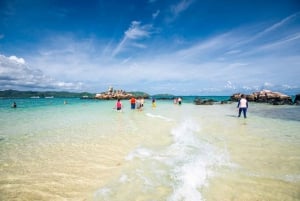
94,119 -> 230,201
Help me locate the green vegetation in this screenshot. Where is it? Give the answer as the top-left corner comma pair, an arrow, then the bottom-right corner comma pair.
128,91 -> 150,98
0,90 -> 152,99
151,94 -> 175,99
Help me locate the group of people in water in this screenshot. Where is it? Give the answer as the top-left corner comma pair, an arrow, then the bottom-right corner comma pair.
10,94 -> 248,118
173,97 -> 182,105
115,95 -> 248,118
115,97 -> 146,111
115,96 -> 183,112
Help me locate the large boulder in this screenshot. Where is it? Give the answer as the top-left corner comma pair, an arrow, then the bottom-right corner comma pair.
256,90 -> 293,105
294,94 -> 300,105
229,93 -> 242,101
230,93 -> 255,101
230,90 -> 293,105
194,98 -> 214,105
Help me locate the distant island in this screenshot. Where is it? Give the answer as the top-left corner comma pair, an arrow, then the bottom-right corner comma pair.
0,90 -> 95,98
1,89 -> 299,105
0,89 -> 150,99
151,94 -> 176,100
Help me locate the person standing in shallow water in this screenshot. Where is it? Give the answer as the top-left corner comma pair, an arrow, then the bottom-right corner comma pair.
152,98 -> 156,108
237,94 -> 248,118
130,97 -> 136,110
178,97 -> 182,105
11,102 -> 17,108
116,99 -> 122,111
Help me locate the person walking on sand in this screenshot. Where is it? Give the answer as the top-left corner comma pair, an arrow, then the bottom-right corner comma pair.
237,94 -> 248,118
116,99 -> 122,111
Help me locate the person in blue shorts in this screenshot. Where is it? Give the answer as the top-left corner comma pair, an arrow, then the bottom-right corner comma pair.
130,97 -> 136,109
237,94 -> 248,118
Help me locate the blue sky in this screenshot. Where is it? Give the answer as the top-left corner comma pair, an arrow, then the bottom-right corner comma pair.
0,0 -> 300,95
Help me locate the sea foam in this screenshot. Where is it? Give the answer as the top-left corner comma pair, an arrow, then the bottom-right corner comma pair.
94,119 -> 230,201
166,119 -> 228,201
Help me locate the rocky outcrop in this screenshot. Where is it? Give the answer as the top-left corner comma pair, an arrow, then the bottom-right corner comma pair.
95,92 -> 132,100
294,94 -> 300,105
194,98 -> 214,105
230,90 -> 293,105
95,87 -> 133,100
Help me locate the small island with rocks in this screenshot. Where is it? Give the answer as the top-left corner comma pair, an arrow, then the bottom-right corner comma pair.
94,86 -> 149,100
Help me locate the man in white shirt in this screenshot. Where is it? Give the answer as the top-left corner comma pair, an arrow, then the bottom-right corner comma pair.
237,94 -> 248,118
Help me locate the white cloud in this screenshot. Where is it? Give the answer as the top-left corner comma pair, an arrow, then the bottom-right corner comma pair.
254,32 -> 300,53
166,0 -> 194,22
171,0 -> 194,17
263,82 -> 274,87
0,54 -> 83,91
125,21 -> 151,39
152,10 -> 160,19
9,55 -> 25,64
225,81 -> 236,89
4,11 -> 299,95
112,21 -> 153,57
224,50 -> 241,55
256,12 -> 299,38
175,33 -> 234,60
231,12 -> 300,53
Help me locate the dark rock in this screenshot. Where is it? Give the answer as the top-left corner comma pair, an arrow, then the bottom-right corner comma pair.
220,100 -> 231,104
194,98 -> 214,105
229,93 -> 242,102
294,94 -> 300,105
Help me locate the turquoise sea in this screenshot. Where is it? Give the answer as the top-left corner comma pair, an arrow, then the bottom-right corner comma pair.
0,97 -> 299,201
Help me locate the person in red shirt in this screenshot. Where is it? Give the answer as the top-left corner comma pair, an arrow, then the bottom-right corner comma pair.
130,97 -> 136,109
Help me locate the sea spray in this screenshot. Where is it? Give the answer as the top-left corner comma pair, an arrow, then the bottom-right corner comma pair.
94,119 -> 230,201
166,119 -> 230,201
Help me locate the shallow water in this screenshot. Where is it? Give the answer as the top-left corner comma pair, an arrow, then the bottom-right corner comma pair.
0,98 -> 299,201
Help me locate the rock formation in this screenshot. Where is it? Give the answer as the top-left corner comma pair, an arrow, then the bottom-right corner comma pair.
230,90 -> 293,105
294,94 -> 300,105
194,98 -> 215,105
95,87 -> 133,100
